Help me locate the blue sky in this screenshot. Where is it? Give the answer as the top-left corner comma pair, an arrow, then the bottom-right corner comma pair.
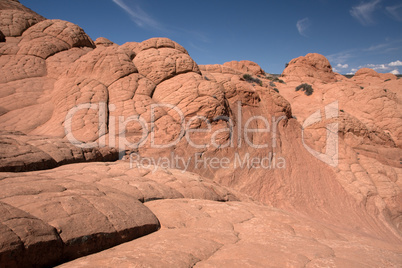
21,0 -> 402,74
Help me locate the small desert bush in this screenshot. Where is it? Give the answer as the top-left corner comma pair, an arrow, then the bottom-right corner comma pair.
267,76 -> 284,83
295,83 -> 314,96
243,74 -> 262,86
243,74 -> 253,80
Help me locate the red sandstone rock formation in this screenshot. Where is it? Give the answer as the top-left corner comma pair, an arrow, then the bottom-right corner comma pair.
0,1 -> 401,267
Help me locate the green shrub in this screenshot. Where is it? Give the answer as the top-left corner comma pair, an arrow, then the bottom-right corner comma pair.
243,74 -> 253,81
295,83 -> 314,96
243,74 -> 262,86
267,76 -> 285,84
273,88 -> 279,93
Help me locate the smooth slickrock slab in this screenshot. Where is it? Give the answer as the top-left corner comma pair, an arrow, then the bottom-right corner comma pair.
59,199 -> 402,267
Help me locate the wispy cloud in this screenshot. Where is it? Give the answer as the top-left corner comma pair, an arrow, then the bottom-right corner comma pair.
364,43 -> 388,51
386,4 -> 402,21
296,18 -> 311,37
172,27 -> 210,44
327,40 -> 402,65
112,0 -> 209,46
350,0 -> 381,26
390,69 -> 400,75
112,0 -> 163,30
363,39 -> 402,55
327,50 -> 354,64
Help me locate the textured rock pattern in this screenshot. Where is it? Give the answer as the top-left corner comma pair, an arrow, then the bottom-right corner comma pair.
0,0 -> 401,267
0,162 -> 248,266
0,0 -> 45,37
0,131 -> 119,172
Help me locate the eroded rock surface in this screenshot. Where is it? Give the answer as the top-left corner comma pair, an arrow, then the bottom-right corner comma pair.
59,199 -> 402,267
0,0 -> 45,37
0,0 -> 401,267
0,162 -> 248,267
0,131 -> 119,172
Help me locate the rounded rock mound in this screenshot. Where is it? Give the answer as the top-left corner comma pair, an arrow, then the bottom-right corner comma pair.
95,37 -> 115,47
18,19 -> 95,59
223,60 -> 265,76
282,53 -> 336,82
354,68 -> 380,78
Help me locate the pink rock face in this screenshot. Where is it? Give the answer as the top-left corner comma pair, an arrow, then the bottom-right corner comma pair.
0,131 -> 119,172
0,163 -> 162,266
17,19 -> 95,59
0,162 -> 249,266
0,201 -> 62,267
0,1 -> 401,267
0,0 -> 45,37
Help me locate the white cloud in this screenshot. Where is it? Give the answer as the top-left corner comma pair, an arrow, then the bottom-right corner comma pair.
296,18 -> 311,37
351,68 -> 358,72
336,63 -> 349,69
364,63 -> 389,70
389,60 -> 402,66
390,69 -> 400,75
386,4 -> 402,21
112,0 -> 162,30
332,64 -> 349,73
350,0 -> 381,26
